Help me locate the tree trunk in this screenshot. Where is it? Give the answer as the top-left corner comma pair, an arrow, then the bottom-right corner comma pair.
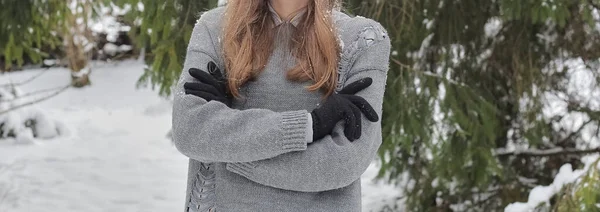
63,0 -> 93,88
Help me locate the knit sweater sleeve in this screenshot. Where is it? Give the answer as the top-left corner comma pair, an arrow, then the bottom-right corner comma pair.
225,20 -> 391,192
171,15 -> 311,163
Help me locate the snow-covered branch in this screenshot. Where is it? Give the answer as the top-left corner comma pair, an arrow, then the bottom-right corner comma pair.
4,86 -> 70,102
0,84 -> 70,115
505,155 -> 600,212
0,68 -> 48,87
390,58 -> 468,88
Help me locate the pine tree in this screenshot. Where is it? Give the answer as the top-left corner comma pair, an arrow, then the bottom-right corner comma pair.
343,0 -> 600,211
112,0 -> 219,96
83,0 -> 600,210
0,0 -> 66,71
0,0 -> 97,87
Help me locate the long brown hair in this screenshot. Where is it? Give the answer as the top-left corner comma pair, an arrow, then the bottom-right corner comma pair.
222,0 -> 341,98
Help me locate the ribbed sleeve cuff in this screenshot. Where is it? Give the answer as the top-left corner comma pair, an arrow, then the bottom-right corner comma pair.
280,110 -> 310,151
305,113 -> 313,143
226,162 -> 255,180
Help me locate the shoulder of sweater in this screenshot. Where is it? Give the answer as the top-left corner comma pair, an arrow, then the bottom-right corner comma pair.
333,11 -> 390,50
195,6 -> 226,30
332,11 -> 390,65
191,6 -> 226,67
331,11 -> 390,91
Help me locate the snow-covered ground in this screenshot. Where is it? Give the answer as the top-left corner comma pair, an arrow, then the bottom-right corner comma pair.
0,60 -> 401,212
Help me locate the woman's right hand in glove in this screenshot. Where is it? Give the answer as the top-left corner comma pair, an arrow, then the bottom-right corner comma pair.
184,61 -> 232,107
310,77 -> 379,142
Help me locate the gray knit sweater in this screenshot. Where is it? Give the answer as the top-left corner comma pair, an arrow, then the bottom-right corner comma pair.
172,5 -> 391,212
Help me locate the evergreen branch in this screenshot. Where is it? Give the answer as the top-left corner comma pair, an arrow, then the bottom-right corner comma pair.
391,58 -> 467,88
588,0 -> 600,11
474,191 -> 501,208
496,119 -> 597,157
494,147 -> 600,157
146,0 -> 194,50
0,84 -> 70,115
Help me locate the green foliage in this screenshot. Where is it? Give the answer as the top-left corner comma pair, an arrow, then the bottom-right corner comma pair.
112,0 -> 219,96
345,0 -> 600,211
0,0 -> 67,70
554,158 -> 600,212
5,0 -> 596,210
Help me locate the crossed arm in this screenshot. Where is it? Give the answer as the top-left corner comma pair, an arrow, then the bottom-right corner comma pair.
172,17 -> 391,192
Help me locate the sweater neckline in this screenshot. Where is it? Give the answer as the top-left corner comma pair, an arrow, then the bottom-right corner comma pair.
267,1 -> 307,28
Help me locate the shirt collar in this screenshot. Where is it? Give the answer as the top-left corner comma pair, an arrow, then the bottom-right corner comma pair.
267,1 -> 307,28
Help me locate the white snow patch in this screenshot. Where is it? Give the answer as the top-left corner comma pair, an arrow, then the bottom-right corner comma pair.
361,162 -> 405,211
484,17 -> 502,38
407,33 -> 434,59
423,18 -> 435,30
136,2 -> 144,12
541,58 -> 600,148
338,33 -> 345,51
103,43 -> 119,55
1,85 -> 66,143
91,4 -> 131,43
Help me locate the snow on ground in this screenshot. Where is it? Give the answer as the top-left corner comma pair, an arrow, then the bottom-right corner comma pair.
361,162 -> 404,211
0,60 -> 401,212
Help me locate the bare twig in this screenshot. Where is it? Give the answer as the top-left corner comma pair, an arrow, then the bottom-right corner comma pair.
0,182 -> 11,209
391,58 -> 468,87
496,116 -> 599,157
390,57 -> 412,69
4,86 -> 69,102
474,191 -> 501,207
0,68 -> 49,87
0,162 -> 20,208
495,147 -> 600,157
0,84 -> 70,115
517,176 -> 539,188
562,119 -> 594,143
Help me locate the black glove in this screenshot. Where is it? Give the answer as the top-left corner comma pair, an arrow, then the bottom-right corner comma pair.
310,77 -> 379,142
184,61 -> 232,107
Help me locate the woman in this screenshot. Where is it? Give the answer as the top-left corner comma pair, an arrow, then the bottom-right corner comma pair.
172,0 -> 391,211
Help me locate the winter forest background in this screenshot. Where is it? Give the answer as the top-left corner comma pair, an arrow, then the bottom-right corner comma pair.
1,0 -> 600,211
